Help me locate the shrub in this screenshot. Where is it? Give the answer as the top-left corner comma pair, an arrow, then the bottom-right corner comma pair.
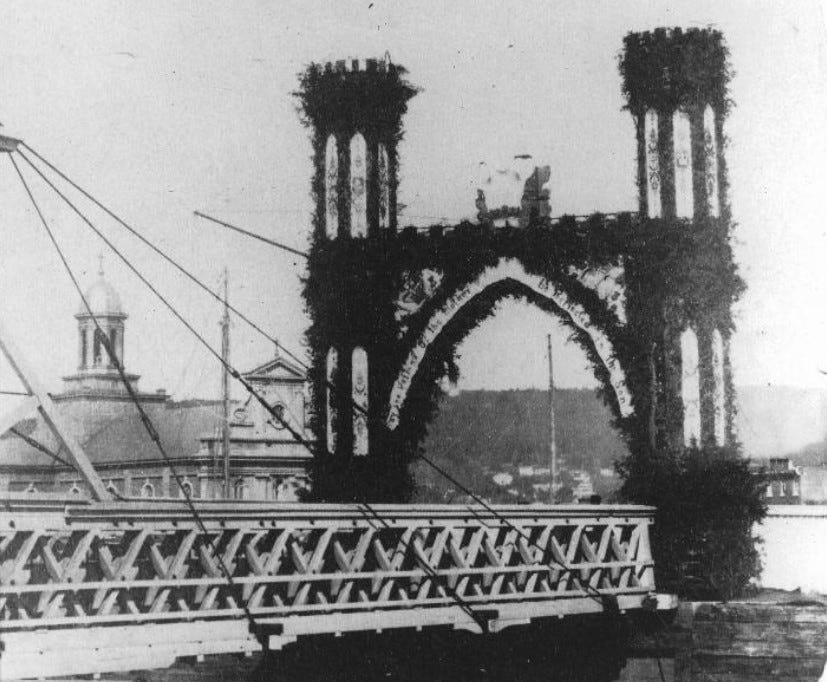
619,445 -> 766,600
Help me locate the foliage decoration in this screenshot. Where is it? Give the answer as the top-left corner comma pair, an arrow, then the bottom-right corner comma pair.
619,27 -> 732,115
618,446 -> 766,601
295,61 -> 418,137
616,28 -> 763,600
296,29 -> 764,596
301,210 -> 743,501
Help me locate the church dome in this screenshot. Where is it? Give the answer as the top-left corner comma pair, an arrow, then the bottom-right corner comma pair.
78,276 -> 124,316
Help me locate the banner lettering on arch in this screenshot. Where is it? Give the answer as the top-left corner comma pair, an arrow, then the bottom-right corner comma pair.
386,258 -> 633,429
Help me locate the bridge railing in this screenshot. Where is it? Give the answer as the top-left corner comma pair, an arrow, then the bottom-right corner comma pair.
0,496 -> 663,679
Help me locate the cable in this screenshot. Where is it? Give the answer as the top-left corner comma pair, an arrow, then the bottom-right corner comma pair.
9,426 -> 73,468
9,153 -> 263,636
18,152 -> 238,382
20,144 -> 309,372
356,500 -> 492,633
193,211 -> 307,258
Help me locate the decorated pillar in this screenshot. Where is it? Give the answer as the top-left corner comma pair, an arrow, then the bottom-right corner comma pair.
297,56 -> 417,501
300,57 -> 413,241
622,27 -> 737,451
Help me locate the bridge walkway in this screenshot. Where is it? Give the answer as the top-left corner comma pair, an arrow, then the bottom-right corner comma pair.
0,496 -> 673,680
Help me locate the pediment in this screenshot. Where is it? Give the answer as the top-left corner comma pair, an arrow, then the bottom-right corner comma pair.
243,356 -> 306,383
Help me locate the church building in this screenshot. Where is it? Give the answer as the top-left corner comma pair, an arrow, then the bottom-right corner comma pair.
0,266 -> 312,500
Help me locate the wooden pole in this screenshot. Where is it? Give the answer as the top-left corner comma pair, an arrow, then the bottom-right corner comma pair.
221,269 -> 231,499
547,334 -> 558,503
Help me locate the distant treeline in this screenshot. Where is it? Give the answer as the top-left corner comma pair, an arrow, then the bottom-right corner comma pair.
414,388 -> 629,499
412,386 -> 827,499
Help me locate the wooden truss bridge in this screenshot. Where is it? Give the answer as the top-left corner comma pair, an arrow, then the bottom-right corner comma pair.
0,495 -> 672,679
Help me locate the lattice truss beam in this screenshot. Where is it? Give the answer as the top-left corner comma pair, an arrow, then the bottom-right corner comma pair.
0,504 -> 654,629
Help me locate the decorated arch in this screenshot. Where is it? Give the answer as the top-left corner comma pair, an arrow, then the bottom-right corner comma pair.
297,32 -> 743,503
386,257 -> 633,430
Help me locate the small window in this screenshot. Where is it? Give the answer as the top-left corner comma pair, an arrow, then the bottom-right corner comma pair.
765,483 -> 773,498
93,330 -> 103,366
140,480 -> 155,498
80,329 -> 88,369
109,328 -> 118,365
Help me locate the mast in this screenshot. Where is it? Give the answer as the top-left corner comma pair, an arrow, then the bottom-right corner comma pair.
221,268 -> 231,498
547,333 -> 558,503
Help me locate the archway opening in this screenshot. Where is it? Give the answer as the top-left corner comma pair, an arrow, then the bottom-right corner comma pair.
411,296 -> 630,504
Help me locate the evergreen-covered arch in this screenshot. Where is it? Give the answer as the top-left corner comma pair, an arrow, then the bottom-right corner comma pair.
387,257 -> 632,433
296,28 -> 765,602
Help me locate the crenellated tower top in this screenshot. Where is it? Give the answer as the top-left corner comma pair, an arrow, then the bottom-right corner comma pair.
620,28 -> 731,221
296,56 -> 417,239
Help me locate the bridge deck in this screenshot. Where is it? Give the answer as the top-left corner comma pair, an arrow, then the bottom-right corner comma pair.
0,496 -> 671,679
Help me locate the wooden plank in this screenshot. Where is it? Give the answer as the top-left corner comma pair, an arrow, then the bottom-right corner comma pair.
692,602 -> 827,624
671,602 -> 827,681
692,622 -> 827,659
687,654 -> 825,681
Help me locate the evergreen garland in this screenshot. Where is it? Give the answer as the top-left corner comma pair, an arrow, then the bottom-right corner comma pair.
619,27 -> 732,115
617,28 -> 763,600
301,212 -> 742,500
296,29 -> 764,597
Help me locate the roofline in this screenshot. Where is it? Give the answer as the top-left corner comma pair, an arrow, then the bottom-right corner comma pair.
74,312 -> 128,320
242,356 -> 307,380
0,453 -> 313,474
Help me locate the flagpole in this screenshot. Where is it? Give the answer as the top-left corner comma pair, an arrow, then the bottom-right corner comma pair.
547,333 -> 558,503
221,268 -> 231,498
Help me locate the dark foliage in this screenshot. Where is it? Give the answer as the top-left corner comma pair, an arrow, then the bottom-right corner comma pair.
615,28 -> 764,599
295,29 -> 764,596
294,61 -> 418,137
415,388 -> 629,502
619,446 -> 766,600
619,27 -> 732,115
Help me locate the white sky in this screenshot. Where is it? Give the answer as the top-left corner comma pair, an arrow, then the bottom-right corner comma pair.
0,1 -> 825,402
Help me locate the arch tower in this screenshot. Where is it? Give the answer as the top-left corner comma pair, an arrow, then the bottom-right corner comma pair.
299,29 -> 741,502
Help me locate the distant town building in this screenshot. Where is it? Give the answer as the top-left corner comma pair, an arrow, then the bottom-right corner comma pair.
0,268 -> 312,500
491,472 -> 513,487
760,458 -> 802,504
570,469 -> 596,501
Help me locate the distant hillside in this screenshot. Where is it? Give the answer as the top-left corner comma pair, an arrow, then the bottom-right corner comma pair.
414,388 -> 628,499
412,385 -> 827,499
735,386 -> 827,461
423,388 -> 627,469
